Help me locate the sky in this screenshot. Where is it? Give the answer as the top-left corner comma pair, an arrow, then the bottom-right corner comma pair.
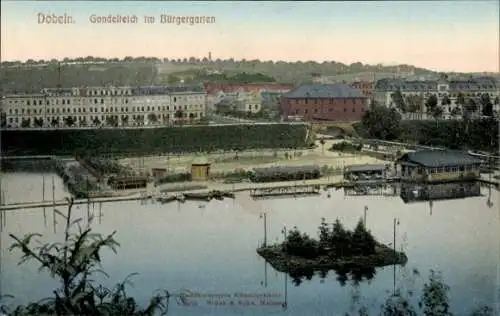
1,1 -> 499,73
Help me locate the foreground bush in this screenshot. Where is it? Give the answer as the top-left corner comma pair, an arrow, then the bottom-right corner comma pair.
1,198 -> 170,315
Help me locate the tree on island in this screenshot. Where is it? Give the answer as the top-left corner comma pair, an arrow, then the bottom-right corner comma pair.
281,218 -> 377,260
2,199 -> 170,315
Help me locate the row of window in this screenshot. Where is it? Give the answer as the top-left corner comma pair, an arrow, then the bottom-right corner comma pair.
393,92 -> 498,98
288,98 -> 365,105
6,104 -> 205,115
426,165 -> 479,173
293,107 -> 365,114
7,112 -> 204,124
85,89 -> 131,96
388,85 -> 496,91
4,95 -> 206,106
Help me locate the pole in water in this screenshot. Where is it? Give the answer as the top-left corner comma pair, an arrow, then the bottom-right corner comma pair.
364,206 -> 368,228
42,175 -> 45,202
52,176 -> 56,233
86,175 -> 90,220
99,202 -> 103,224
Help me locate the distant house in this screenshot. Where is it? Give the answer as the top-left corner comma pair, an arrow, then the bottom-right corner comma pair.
204,83 -> 296,113
395,150 -> 483,182
280,84 -> 368,123
350,81 -> 374,101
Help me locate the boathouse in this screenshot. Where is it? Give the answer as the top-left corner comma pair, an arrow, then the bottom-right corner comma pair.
250,165 -> 321,183
191,156 -> 211,181
108,175 -> 148,190
344,164 -> 388,181
395,150 -> 482,182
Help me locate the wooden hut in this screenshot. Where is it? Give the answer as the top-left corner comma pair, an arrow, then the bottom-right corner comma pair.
191,156 -> 211,181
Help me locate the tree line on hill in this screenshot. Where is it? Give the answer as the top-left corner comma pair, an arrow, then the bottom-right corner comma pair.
0,56 -> 441,89
358,100 -> 499,152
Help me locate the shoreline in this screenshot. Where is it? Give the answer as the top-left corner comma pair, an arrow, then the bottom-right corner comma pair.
257,244 -> 408,274
257,243 -> 408,273
2,175 -> 497,211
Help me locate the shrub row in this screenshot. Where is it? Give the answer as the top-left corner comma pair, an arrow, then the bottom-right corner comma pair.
154,172 -> 192,186
2,124 -> 309,156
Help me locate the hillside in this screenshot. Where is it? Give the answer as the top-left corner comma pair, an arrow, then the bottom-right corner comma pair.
0,57 -> 441,92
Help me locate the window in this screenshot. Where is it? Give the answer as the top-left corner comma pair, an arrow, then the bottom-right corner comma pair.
27,100 -> 30,106
39,100 -> 42,105
344,108 -> 346,112
68,100 -> 71,105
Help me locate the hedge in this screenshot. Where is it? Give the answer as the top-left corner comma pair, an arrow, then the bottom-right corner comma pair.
1,124 -> 309,156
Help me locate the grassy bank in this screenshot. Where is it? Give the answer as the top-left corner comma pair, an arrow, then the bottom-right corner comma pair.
1,124 -> 309,156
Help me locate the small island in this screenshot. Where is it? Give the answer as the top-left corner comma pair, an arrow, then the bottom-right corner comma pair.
257,218 -> 408,274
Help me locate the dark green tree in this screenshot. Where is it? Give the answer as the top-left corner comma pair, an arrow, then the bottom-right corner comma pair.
441,95 -> 451,107
419,270 -> 452,316
63,116 -> 75,127
360,101 -> 402,140
350,218 -> 376,256
21,118 -> 31,128
391,89 -> 407,113
480,93 -> 493,117
0,112 -> 6,128
317,217 -> 330,252
147,113 -> 158,125
330,219 -> 352,258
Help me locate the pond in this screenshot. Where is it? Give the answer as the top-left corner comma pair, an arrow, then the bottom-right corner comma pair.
1,172 -> 499,315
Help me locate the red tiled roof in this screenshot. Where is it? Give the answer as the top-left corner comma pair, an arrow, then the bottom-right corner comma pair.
203,83 -> 296,95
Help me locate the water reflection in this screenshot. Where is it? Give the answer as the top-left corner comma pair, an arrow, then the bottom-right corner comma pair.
343,181 -> 486,204
400,181 -> 482,203
285,266 -> 377,287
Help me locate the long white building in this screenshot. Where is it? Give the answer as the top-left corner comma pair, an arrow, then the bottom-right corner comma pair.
0,84 -> 207,128
373,76 -> 500,118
